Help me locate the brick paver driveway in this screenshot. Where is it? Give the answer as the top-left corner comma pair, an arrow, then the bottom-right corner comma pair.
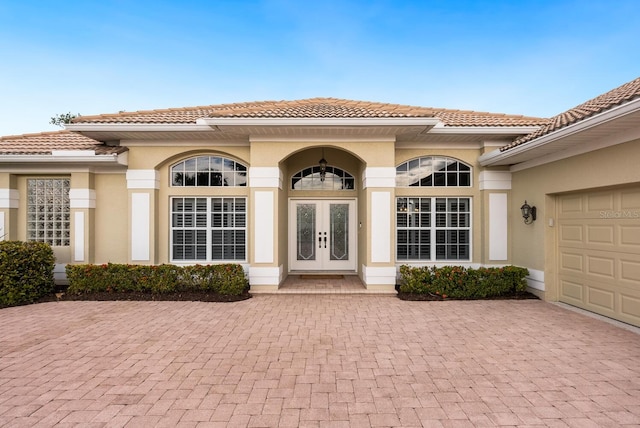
1,296 -> 639,427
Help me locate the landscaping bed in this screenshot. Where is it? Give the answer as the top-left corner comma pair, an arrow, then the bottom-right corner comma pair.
397,265 -> 535,301
36,288 -> 251,304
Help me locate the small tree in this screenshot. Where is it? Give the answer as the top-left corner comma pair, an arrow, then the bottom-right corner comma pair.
50,112 -> 80,127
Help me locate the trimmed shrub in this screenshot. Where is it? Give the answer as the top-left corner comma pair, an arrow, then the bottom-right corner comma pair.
0,241 -> 55,307
66,263 -> 248,296
398,265 -> 529,299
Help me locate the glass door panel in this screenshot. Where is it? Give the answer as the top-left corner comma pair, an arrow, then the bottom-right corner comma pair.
297,204 -> 316,261
289,200 -> 356,271
329,203 -> 349,261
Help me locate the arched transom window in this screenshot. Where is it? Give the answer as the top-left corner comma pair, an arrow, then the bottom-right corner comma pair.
291,166 -> 355,190
171,156 -> 247,187
396,156 -> 471,187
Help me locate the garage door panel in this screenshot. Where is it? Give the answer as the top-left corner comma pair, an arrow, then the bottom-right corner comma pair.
560,278 -> 584,303
586,192 -> 615,213
621,189 -> 640,210
586,225 -> 615,247
559,224 -> 583,244
620,225 -> 640,248
587,255 -> 615,279
587,286 -> 615,313
620,259 -> 640,286
560,251 -> 583,273
621,294 -> 640,324
560,195 -> 583,215
558,187 -> 640,327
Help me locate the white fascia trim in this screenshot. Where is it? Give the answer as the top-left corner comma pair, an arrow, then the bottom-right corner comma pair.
249,167 -> 283,189
362,167 -> 396,189
69,189 -> 97,208
65,123 -> 214,132
0,154 -> 124,164
479,171 -> 512,190
362,265 -> 397,285
429,125 -> 541,135
198,117 -> 441,127
52,150 -> 96,157
479,98 -> 640,167
0,189 -> 19,209
126,169 -> 160,189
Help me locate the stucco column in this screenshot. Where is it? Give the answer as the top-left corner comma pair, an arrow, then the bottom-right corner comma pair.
247,166 -> 283,290
0,174 -> 18,241
361,167 -> 397,291
126,169 -> 159,264
69,172 -> 96,263
479,171 -> 511,263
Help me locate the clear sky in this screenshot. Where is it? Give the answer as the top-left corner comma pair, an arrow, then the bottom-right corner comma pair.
0,0 -> 638,136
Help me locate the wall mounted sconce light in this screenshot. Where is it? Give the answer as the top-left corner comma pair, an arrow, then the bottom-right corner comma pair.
318,149 -> 328,182
520,200 -> 537,224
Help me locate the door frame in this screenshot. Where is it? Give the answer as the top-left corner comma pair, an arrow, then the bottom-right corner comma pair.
288,198 -> 357,272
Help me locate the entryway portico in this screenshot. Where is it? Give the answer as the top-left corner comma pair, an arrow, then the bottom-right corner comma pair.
245,136 -> 404,293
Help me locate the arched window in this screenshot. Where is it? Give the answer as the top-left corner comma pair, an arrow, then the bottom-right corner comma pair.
396,156 -> 471,187
291,166 -> 355,190
171,156 -> 247,187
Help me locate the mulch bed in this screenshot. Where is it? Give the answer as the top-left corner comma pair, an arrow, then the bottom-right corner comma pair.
35,290 -> 252,304
397,291 -> 539,301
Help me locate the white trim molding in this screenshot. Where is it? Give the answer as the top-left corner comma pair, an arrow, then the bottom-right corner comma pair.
126,169 -> 160,189
479,171 -> 512,190
526,268 -> 545,291
0,189 -> 19,209
74,211 -> 85,262
362,265 -> 397,286
363,167 -> 396,189
131,193 -> 151,261
0,212 -> 5,241
69,189 -> 96,209
371,191 -> 391,262
249,167 -> 283,189
488,193 -> 508,261
254,191 -> 274,263
249,265 -> 283,286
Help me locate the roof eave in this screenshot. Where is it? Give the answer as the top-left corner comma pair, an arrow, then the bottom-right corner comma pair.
428,125 -> 542,135
478,97 -> 640,167
65,123 -> 214,132
0,152 -> 128,165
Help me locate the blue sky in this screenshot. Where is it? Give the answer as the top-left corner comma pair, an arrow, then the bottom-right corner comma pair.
0,0 -> 638,136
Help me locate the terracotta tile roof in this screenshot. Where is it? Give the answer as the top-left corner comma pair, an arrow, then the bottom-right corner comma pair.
72,97 -> 548,127
0,130 -> 126,155
503,77 -> 640,151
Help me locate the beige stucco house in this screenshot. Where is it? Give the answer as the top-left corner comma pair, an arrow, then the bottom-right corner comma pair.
1,77 -> 639,326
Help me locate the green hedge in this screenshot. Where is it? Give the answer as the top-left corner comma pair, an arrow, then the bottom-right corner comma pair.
66,263 -> 248,296
0,241 -> 55,307
399,265 -> 529,299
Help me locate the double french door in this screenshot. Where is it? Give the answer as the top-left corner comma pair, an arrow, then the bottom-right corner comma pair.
289,200 -> 356,271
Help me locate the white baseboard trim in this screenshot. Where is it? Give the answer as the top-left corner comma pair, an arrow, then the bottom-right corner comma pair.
526,268 -> 545,291
249,265 -> 283,286
362,265 -> 396,286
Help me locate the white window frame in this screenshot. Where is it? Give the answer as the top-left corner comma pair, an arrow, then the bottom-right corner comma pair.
396,196 -> 472,262
170,196 -> 247,263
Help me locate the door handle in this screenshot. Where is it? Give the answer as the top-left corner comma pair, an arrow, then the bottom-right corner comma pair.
319,234 -> 322,248
323,232 -> 327,248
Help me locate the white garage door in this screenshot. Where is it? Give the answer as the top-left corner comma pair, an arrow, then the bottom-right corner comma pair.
557,187 -> 640,327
